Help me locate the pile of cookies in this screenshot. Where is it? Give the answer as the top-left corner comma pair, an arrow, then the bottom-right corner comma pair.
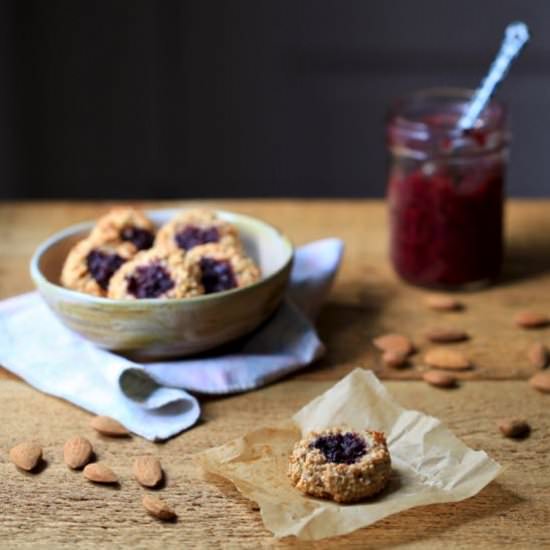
61,207 -> 261,299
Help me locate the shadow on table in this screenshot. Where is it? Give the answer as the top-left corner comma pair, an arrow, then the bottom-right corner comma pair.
282,481 -> 523,547
500,231 -> 550,285
312,283 -> 391,369
203,471 -> 522,546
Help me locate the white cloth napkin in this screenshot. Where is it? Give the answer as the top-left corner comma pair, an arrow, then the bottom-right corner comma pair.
0,239 -> 343,441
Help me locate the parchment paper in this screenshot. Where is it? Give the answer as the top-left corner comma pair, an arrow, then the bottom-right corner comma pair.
196,369 -> 502,540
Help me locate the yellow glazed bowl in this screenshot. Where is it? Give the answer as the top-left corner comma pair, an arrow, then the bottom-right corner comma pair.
30,209 -> 294,359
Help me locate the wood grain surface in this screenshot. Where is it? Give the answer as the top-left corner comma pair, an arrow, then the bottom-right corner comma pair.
1,200 -> 550,548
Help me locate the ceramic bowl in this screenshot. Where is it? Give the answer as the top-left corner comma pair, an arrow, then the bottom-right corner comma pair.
30,209 -> 293,359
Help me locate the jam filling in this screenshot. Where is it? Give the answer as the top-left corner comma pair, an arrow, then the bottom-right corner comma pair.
126,262 -> 175,298
86,250 -> 126,290
120,226 -> 154,250
311,432 -> 367,465
199,257 -> 237,294
175,225 -> 220,251
388,164 -> 503,287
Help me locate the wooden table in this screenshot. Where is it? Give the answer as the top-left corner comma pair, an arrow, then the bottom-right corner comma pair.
1,200 -> 550,548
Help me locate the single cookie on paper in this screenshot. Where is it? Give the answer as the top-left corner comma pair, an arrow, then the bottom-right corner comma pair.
288,427 -> 392,503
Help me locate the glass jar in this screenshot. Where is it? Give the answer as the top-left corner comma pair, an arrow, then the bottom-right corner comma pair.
386,88 -> 509,289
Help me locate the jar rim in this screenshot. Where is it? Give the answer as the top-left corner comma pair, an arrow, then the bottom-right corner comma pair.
388,87 -> 507,138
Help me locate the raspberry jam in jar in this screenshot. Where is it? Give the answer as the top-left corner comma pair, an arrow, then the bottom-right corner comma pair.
387,88 -> 509,289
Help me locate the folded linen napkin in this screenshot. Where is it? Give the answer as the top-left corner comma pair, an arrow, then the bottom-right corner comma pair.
0,239 -> 343,441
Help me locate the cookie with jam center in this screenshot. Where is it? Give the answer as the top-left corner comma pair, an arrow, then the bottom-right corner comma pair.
108,248 -> 203,300
61,238 -> 135,297
288,427 -> 392,503
154,209 -> 240,254
184,243 -> 261,295
89,207 -> 156,252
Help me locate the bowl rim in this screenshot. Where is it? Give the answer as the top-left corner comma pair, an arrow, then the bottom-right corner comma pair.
30,208 -> 294,306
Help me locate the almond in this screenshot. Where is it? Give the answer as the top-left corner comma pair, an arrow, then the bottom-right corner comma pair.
424,348 -> 471,370
83,462 -> 118,484
529,371 -> 550,393
381,350 -> 408,368
527,343 -> 549,369
425,327 -> 469,343
142,494 -> 177,521
90,415 -> 130,437
422,370 -> 457,388
9,441 -> 43,471
425,294 -> 461,311
515,311 -> 550,329
372,333 -> 413,356
497,418 -> 530,439
64,436 -> 93,469
133,456 -> 163,488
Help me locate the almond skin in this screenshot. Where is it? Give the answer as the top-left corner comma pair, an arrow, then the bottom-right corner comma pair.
515,311 -> 550,329
142,494 -> 177,521
425,295 -> 462,311
9,442 -> 43,471
90,416 -> 130,437
425,327 -> 469,343
422,370 -> 457,388
529,371 -> 550,393
424,348 -> 471,370
64,436 -> 93,470
381,350 -> 408,368
133,456 -> 163,488
373,333 -> 413,356
83,462 -> 118,484
528,343 -> 549,369
498,418 -> 530,439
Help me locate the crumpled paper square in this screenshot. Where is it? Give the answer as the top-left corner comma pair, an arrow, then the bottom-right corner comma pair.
196,369 -> 502,540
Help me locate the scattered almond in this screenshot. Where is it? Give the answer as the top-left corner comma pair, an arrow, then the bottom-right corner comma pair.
64,436 -> 93,470
529,371 -> 550,393
90,415 -> 130,437
422,370 -> 457,388
142,494 -> 177,521
527,343 -> 549,369
498,418 -> 530,439
134,456 -> 163,488
425,327 -> 469,343
9,442 -> 43,472
381,350 -> 408,368
83,462 -> 118,484
425,294 -> 461,311
515,311 -> 550,329
424,348 -> 471,370
372,333 -> 413,356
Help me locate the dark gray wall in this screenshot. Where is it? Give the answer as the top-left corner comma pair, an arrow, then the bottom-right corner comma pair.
4,1 -> 550,199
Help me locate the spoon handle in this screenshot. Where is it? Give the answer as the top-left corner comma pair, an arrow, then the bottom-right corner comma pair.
458,22 -> 529,131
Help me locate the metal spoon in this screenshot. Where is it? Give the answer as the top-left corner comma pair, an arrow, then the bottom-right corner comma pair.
458,21 -> 530,131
